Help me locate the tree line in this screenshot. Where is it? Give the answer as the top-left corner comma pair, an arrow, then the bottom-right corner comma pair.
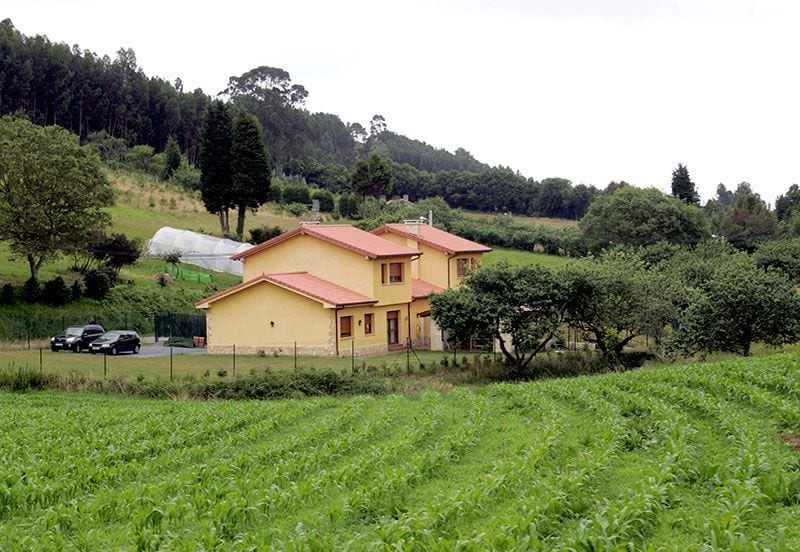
431,241 -> 800,373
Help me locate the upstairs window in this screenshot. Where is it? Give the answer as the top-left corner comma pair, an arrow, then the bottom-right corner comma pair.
340,316 -> 352,338
457,258 -> 469,278
389,262 -> 403,283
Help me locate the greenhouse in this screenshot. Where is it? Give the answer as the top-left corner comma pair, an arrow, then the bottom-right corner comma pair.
146,227 -> 254,275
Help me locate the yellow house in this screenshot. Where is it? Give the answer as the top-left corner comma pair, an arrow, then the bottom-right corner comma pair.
195,222 -> 490,356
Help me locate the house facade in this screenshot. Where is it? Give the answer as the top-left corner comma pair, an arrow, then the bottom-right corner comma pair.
195,222 -> 490,356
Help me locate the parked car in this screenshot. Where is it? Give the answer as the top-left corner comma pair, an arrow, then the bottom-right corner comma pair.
50,324 -> 105,353
89,331 -> 141,355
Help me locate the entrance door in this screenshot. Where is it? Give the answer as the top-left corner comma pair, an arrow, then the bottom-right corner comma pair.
387,310 -> 399,345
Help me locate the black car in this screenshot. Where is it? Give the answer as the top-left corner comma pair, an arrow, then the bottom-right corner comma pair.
89,331 -> 141,355
51,324 -> 105,353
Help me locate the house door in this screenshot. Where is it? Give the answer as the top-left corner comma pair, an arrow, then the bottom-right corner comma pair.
387,310 -> 399,345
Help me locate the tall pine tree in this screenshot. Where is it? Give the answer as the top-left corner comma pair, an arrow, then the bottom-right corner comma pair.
199,101 -> 234,236
671,163 -> 700,205
231,111 -> 271,239
162,136 -> 181,181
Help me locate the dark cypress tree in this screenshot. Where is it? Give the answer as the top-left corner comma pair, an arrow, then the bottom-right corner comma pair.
231,111 -> 272,239
162,136 -> 182,181
671,163 -> 700,205
199,101 -> 234,236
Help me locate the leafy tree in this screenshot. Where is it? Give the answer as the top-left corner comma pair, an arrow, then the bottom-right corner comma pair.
719,188 -> 778,251
752,239 -> 800,283
230,111 -> 271,239
579,187 -> 710,252
282,184 -> 311,205
70,280 -> 82,301
162,136 -> 181,180
430,262 -> 582,373
126,145 -> 156,173
670,163 -> 699,205
0,117 -> 112,282
337,194 -> 361,219
84,264 -> 117,300
352,152 -> 393,197
249,225 -> 283,245
21,277 -> 39,303
566,252 -> 679,360
775,183 -> 800,221
673,255 -> 800,356
199,100 -> 234,236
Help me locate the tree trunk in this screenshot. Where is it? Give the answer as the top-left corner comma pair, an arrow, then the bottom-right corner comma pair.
27,254 -> 44,283
236,203 -> 246,240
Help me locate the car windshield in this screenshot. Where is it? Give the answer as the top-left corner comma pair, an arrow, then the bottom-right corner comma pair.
65,327 -> 84,336
97,331 -> 123,340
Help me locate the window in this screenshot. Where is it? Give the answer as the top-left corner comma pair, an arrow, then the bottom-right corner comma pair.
457,258 -> 469,278
381,263 -> 387,284
340,316 -> 352,338
389,262 -> 403,283
364,313 -> 374,335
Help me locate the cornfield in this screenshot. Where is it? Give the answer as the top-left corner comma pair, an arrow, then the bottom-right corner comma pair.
1,354 -> 799,549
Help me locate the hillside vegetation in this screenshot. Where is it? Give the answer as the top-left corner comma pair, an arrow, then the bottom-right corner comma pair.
0,353 -> 798,549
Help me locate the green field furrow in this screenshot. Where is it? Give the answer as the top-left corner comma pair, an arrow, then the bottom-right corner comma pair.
0,354 -> 799,549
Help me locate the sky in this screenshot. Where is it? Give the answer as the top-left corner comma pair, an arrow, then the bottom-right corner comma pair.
5,0 -> 800,204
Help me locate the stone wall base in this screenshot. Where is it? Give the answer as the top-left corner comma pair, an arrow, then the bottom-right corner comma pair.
207,344 -> 335,356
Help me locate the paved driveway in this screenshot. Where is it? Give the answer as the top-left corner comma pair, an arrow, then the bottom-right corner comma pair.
133,344 -> 207,358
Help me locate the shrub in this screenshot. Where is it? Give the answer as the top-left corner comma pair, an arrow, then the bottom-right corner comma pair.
282,184 -> 311,205
41,276 -> 70,306
84,265 -> 117,300
70,280 -> 83,301
312,189 -> 335,212
170,163 -> 201,190
249,225 -> 284,245
285,202 -> 308,216
0,283 -> 14,305
21,278 -> 40,303
338,194 -> 361,219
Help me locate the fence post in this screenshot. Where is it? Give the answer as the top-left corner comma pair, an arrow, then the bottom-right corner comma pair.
453,346 -> 456,366
294,341 -> 297,371
406,338 -> 410,374
351,340 -> 355,373
103,353 -> 107,379
170,345 -> 173,381
232,344 -> 236,378
39,347 -> 42,373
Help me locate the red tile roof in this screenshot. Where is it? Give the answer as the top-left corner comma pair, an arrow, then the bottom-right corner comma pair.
232,224 -> 420,261
371,224 -> 492,255
412,278 -> 443,299
195,272 -> 376,308
265,272 -> 377,307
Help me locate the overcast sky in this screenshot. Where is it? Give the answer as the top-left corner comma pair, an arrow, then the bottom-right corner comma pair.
6,0 -> 800,204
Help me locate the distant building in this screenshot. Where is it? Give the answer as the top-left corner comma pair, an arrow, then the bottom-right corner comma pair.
195,222 -> 491,356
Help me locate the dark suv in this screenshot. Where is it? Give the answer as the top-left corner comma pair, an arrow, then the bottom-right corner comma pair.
89,331 -> 141,355
50,324 -> 105,353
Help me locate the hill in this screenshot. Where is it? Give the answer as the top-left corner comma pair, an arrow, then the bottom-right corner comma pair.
0,353 -> 798,548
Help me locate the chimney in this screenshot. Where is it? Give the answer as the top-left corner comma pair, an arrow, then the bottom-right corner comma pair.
403,218 -> 422,234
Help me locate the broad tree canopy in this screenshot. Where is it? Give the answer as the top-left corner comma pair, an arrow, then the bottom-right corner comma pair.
0,117 -> 113,282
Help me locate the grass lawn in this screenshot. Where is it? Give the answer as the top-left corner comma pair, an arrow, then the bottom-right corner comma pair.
0,347 -> 485,381
463,210 -> 579,229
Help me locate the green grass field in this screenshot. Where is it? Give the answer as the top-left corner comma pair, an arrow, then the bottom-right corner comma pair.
0,353 -> 798,549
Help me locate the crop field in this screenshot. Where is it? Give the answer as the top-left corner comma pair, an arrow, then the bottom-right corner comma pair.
484,247 -> 577,269
1,354 -> 799,550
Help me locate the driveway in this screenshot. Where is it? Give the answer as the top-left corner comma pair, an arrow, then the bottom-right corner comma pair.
133,344 -> 208,358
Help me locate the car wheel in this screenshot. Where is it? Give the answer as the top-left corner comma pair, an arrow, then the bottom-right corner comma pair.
74,344 -> 81,353
133,344 -> 140,354
111,347 -> 118,356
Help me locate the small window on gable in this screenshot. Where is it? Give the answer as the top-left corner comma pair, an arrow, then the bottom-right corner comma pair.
457,258 -> 469,278
340,316 -> 352,338
389,262 -> 403,283
364,313 -> 374,335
